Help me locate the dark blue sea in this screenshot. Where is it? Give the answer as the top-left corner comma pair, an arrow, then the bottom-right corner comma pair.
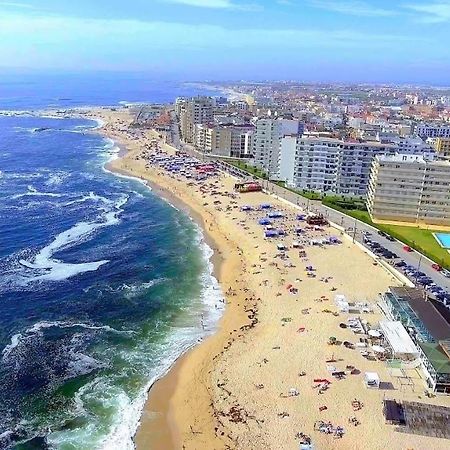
0,73 -> 223,449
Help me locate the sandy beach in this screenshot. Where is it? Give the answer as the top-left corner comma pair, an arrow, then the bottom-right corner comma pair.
82,106 -> 450,450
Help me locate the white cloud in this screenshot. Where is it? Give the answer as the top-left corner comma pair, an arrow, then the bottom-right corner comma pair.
0,11 -> 432,70
404,1 -> 450,23
0,1 -> 36,8
162,0 -> 247,9
309,1 -> 396,17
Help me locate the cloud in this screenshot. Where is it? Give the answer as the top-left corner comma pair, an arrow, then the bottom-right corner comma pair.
404,1 -> 450,23
0,11 -> 433,71
0,1 -> 36,8
162,0 -> 252,9
308,0 -> 396,17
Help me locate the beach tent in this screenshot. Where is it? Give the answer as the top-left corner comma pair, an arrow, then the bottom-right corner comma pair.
364,372 -> 380,389
277,243 -> 287,251
379,320 -> 419,358
277,229 -> 287,236
259,218 -> 272,225
265,230 -> 278,238
293,241 -> 301,248
334,295 -> 349,313
296,228 -> 305,234
241,205 -> 253,211
297,214 -> 306,221
260,203 -> 272,209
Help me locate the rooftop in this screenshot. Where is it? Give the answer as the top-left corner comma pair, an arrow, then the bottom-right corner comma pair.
377,154 -> 450,165
389,287 -> 450,342
418,342 -> 450,374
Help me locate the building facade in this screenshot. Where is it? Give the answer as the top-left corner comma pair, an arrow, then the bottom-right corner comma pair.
292,138 -> 395,196
416,124 -> 450,139
252,117 -> 301,177
177,96 -> 214,144
367,154 -> 450,226
430,137 -> 450,157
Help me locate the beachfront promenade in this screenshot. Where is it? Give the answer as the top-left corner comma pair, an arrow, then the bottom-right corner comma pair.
178,143 -> 450,294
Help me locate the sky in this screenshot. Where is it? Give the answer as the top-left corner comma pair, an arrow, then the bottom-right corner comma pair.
0,0 -> 449,84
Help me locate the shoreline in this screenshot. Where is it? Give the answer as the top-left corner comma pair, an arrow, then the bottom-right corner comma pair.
89,107 -> 450,450
102,132 -> 242,449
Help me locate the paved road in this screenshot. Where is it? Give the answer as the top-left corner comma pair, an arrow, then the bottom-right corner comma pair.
173,140 -> 450,294
217,159 -> 450,293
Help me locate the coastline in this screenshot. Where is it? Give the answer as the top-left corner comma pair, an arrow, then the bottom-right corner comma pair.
88,107 -> 450,450
96,113 -> 246,449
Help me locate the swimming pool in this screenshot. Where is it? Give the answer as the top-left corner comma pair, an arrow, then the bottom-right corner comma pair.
434,233 -> 450,248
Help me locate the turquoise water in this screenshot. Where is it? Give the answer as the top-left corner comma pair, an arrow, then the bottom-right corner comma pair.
434,233 -> 450,248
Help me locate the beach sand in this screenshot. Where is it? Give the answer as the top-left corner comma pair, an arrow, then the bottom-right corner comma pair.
83,107 -> 450,450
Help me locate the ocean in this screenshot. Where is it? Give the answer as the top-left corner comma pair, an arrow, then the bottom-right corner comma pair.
0,73 -> 223,449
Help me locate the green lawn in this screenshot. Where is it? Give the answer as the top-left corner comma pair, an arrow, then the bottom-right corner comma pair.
228,160 -> 268,179
376,224 -> 450,268
325,206 -> 450,268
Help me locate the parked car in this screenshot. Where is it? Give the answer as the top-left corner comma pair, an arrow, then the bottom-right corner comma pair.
441,269 -> 450,278
432,263 -> 442,271
386,235 -> 395,242
403,246 -> 413,252
378,230 -> 387,237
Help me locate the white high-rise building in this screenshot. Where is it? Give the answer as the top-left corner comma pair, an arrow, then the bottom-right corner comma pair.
252,117 -> 301,176
292,138 -> 396,196
293,138 -> 341,193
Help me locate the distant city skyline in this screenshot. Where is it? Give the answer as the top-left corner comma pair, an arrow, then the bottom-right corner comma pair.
1,0 -> 450,84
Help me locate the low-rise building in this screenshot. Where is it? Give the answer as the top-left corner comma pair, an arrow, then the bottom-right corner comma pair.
380,287 -> 450,393
367,154 -> 450,226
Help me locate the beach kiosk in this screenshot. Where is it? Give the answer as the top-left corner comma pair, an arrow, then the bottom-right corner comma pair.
379,320 -> 419,360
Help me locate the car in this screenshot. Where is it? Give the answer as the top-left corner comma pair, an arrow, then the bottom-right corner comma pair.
432,263 -> 442,271
441,269 -> 450,278
378,230 -> 387,237
386,235 -> 395,242
395,261 -> 406,267
403,246 -> 413,252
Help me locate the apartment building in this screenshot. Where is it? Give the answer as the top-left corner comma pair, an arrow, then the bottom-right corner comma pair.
429,137 -> 450,157
194,123 -> 254,157
291,138 -> 395,195
229,124 -> 255,158
252,117 -> 302,176
177,96 -> 214,143
293,137 -> 341,192
367,154 -> 450,227
416,123 -> 450,139
194,124 -> 231,156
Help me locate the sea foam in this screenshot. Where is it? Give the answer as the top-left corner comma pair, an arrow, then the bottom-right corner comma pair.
15,194 -> 128,284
